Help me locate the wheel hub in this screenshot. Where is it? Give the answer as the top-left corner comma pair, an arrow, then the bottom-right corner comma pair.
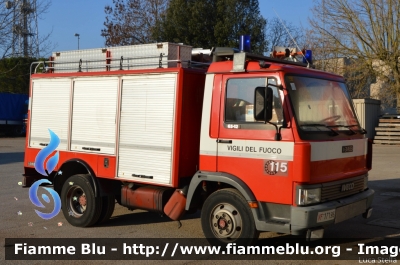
211,204 -> 242,239
67,185 -> 87,217
79,195 -> 87,206
218,218 -> 227,229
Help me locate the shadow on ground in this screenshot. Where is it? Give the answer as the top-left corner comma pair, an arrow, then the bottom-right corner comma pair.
0,152 -> 24,165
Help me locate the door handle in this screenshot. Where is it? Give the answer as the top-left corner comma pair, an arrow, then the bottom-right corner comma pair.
217,139 -> 232,144
82,147 -> 101,151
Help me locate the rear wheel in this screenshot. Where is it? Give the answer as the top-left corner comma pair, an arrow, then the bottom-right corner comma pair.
96,195 -> 115,224
61,174 -> 102,227
201,188 -> 259,246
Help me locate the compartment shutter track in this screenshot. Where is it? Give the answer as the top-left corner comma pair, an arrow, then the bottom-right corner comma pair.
30,78 -> 71,150
118,73 -> 178,185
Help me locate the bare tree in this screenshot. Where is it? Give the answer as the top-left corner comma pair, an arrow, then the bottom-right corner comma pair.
0,0 -> 16,57
310,0 -> 400,112
266,17 -> 305,53
102,0 -> 168,46
306,29 -> 373,99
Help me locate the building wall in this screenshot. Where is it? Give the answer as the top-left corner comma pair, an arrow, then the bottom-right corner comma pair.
353,99 -> 381,139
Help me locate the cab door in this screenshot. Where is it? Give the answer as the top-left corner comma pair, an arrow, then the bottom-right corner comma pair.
216,74 -> 294,203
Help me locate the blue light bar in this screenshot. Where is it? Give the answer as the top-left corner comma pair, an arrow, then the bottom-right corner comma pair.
303,50 -> 312,64
239,35 -> 251,52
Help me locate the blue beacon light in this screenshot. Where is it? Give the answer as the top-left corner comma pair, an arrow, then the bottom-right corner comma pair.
303,50 -> 313,64
240,35 -> 251,52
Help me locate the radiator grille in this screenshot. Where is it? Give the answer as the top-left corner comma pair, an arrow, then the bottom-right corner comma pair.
321,176 -> 365,201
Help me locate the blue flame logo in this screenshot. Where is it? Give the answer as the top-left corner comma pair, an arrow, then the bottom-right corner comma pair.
29,179 -> 61,220
34,129 -> 60,176
29,129 -> 61,219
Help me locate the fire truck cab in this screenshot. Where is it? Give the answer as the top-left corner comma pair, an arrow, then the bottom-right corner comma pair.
24,43 -> 374,245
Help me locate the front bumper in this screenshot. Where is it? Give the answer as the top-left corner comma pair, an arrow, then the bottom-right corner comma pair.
290,188 -> 375,235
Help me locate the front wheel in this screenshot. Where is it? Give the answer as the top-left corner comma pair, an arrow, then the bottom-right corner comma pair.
61,174 -> 102,227
201,188 -> 259,246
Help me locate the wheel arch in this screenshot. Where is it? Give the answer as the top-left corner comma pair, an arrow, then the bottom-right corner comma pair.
54,159 -> 98,196
187,171 -> 276,234
185,171 -> 257,210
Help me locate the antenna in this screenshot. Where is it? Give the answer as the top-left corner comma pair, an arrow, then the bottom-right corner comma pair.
272,8 -> 310,66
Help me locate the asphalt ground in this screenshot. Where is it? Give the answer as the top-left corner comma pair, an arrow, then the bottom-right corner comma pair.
1,137 -> 400,264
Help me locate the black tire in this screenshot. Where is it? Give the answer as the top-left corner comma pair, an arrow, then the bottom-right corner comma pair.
96,195 -> 115,225
61,174 -> 102,227
201,188 -> 259,246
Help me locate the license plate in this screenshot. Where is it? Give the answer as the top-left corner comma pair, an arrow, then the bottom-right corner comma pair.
317,209 -> 336,223
335,199 -> 366,224
342,145 -> 353,153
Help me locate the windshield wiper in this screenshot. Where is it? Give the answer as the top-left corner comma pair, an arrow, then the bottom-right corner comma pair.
300,124 -> 339,136
329,124 -> 367,135
358,127 -> 367,135
326,125 -> 357,135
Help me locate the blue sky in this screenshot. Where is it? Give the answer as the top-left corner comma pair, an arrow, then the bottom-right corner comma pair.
39,0 -> 313,55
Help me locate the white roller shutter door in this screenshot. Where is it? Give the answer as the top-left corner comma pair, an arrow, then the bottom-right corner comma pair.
30,78 -> 71,150
71,77 -> 118,154
118,73 -> 177,185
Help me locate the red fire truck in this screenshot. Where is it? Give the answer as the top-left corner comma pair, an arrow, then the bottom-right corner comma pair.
23,42 -> 374,245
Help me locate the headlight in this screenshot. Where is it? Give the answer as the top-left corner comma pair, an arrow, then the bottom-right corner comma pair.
298,188 -> 321,206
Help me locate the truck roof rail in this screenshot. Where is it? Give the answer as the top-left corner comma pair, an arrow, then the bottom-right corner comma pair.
30,42 -> 211,74
30,57 -> 210,75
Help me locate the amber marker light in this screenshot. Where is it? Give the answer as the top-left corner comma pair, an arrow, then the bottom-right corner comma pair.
248,202 -> 259,208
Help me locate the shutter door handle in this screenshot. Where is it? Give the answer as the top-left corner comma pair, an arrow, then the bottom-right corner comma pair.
82,147 -> 101,151
217,139 -> 232,144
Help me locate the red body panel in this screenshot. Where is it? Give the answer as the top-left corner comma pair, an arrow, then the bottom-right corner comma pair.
176,70 -> 206,180
217,156 -> 294,204
25,148 -> 117,179
293,142 -> 311,183
309,156 -> 367,183
199,155 -> 217,172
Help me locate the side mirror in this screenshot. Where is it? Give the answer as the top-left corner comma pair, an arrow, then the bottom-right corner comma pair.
254,86 -> 273,122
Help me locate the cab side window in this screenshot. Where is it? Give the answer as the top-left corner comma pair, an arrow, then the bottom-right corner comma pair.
225,78 -> 284,125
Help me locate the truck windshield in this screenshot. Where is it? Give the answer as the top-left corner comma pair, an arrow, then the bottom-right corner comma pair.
285,75 -> 361,137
